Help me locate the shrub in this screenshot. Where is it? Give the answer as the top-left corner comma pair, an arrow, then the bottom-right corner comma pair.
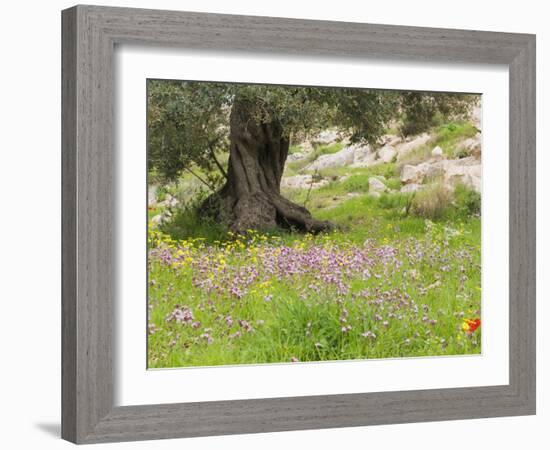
411,183 -> 452,220
453,183 -> 481,216
378,192 -> 410,211
341,174 -> 371,193
385,177 -> 402,191
160,207 -> 226,243
155,184 -> 169,203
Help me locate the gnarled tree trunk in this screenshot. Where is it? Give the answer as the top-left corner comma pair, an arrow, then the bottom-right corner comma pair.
200,99 -> 333,234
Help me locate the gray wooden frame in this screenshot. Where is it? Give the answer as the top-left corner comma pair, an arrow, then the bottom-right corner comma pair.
62,4 -> 536,444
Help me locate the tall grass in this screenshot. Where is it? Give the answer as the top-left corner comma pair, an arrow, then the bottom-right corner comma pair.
148,123 -> 482,368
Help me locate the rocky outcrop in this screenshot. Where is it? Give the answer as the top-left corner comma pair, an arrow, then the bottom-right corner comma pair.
314,129 -> 340,145
471,105 -> 482,130
307,146 -> 356,170
439,158 -> 481,192
151,210 -> 172,226
287,152 -> 306,162
456,132 -> 481,158
395,133 -> 431,160
307,143 -> 373,170
431,146 -> 443,158
378,145 -> 397,163
284,128 -> 482,195
401,164 -> 424,184
148,185 -> 158,206
400,183 -> 423,193
368,177 -> 387,197
295,130 -> 436,171
281,174 -> 328,190
400,156 -> 481,193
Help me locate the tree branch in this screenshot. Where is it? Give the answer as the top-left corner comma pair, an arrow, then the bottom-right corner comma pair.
208,143 -> 228,179
184,167 -> 217,192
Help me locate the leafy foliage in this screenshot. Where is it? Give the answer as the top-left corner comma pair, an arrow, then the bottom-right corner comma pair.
147,80 -> 230,184
398,92 -> 478,136
147,80 -> 478,181
453,183 -> 482,216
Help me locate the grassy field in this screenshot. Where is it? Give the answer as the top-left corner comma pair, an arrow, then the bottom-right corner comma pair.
147,144 -> 482,367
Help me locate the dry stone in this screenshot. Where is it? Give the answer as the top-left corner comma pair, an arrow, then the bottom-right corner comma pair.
400,183 -> 423,193
308,143 -> 373,170
431,146 -> 443,158
457,133 -> 482,159
401,165 -> 424,184
368,177 -> 387,194
314,129 -> 339,144
281,174 -> 328,190
395,133 -> 431,160
378,145 -> 397,163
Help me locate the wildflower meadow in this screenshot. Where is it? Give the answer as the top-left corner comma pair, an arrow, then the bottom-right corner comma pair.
147,80 -> 482,368
148,198 -> 481,368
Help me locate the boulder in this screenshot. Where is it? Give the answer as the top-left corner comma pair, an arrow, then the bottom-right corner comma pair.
151,215 -> 163,226
368,177 -> 387,194
419,162 -> 444,179
443,163 -> 481,193
159,194 -> 178,208
431,146 -> 443,158
457,133 -> 482,159
148,185 -> 158,206
287,151 -> 305,162
151,210 -> 172,227
308,143 -> 373,170
379,134 -> 402,147
300,140 -> 315,153
401,164 -> 424,184
307,146 -> 356,170
470,105 -> 482,130
378,145 -> 397,163
351,151 -> 377,168
281,174 -> 328,190
400,183 -> 423,193
314,129 -> 339,144
395,133 -> 431,160
400,157 -> 481,193
352,144 -> 372,164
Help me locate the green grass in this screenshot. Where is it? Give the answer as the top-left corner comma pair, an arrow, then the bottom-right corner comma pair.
429,121 -> 478,159
148,124 -> 482,368
149,185 -> 481,368
398,121 -> 478,166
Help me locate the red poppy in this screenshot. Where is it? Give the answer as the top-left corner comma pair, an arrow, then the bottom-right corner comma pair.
462,318 -> 481,333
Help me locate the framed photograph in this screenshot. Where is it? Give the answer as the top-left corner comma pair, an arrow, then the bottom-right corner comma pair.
62,5 -> 536,444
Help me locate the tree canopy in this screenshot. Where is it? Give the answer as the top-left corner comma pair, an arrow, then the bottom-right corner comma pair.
147,80 -> 477,184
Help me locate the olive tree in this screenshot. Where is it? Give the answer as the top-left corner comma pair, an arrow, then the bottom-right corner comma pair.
148,80 -> 475,233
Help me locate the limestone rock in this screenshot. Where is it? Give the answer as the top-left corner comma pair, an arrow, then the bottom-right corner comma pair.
308,143 -> 373,170
457,133 -> 482,159
352,144 -> 372,164
307,146 -> 355,170
281,174 -> 328,190
159,194 -> 178,208
443,163 -> 481,193
148,185 -> 158,206
314,129 -> 339,145
378,145 -> 397,163
368,177 -> 387,194
431,146 -> 443,158
401,165 -> 423,184
395,133 -> 431,160
400,183 -> 423,193
287,151 -> 305,162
